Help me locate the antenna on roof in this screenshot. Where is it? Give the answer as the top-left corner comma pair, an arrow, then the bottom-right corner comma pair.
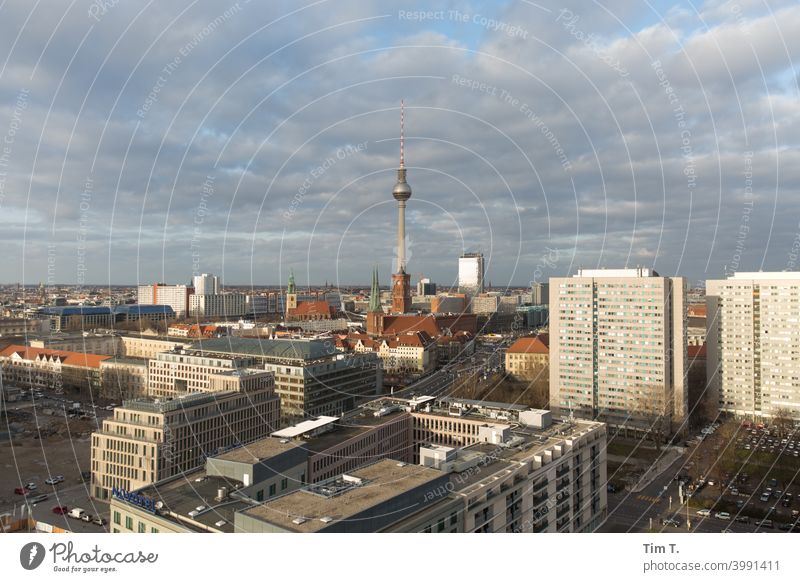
399,99 -> 405,169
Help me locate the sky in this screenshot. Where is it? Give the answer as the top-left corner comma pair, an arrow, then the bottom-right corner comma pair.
0,0 -> 798,290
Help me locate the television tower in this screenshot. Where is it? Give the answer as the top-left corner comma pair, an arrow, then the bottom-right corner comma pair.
391,100 -> 412,314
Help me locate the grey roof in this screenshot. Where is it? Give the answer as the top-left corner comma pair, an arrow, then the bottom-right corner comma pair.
196,337 -> 334,361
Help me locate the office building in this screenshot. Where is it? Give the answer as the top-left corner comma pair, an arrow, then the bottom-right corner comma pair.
0,344 -> 110,394
458,253 -> 485,298
91,369 -> 278,500
195,337 -> 381,421
549,268 -> 687,434
707,272 -> 800,421
417,278 -> 436,297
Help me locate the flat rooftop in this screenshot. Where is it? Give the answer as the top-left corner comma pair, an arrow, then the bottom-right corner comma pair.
196,337 -> 335,361
272,416 -> 339,438
213,437 -> 305,464
240,459 -> 443,532
129,470 -> 256,533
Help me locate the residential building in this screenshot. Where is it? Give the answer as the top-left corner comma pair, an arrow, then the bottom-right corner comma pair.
549,268 -> 687,434
192,273 -> 219,296
417,278 -> 436,297
530,282 -> 549,306
137,284 -> 193,318
707,272 -> 800,421
0,344 -> 110,394
189,294 -> 247,318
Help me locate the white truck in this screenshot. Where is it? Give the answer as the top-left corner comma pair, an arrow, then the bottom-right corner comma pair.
68,507 -> 86,520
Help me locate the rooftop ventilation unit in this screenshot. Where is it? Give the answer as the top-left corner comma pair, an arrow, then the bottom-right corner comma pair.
292,517 -> 307,525
319,516 -> 333,523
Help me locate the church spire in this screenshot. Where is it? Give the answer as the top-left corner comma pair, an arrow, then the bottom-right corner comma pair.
368,266 -> 381,312
287,269 -> 296,294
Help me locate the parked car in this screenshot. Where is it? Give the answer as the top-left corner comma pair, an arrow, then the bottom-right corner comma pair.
52,506 -> 68,515
68,508 -> 86,520
80,514 -> 93,523
24,482 -> 36,491
14,487 -> 27,495
661,518 -> 681,527
735,515 -> 749,524
27,494 -> 48,504
45,475 -> 64,485
92,516 -> 107,526
761,492 -> 771,502
696,509 -> 711,517
716,512 -> 731,520
758,519 -> 774,528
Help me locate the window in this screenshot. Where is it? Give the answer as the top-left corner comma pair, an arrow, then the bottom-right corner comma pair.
113,511 -> 121,525
281,478 -> 288,491
125,516 -> 133,530
269,483 -> 276,497
257,490 -> 264,502
151,527 -> 159,533
138,522 -> 146,533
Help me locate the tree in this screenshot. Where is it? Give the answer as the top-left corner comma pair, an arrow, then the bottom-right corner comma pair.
771,407 -> 795,438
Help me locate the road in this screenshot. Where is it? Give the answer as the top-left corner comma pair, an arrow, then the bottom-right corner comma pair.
602,449 -> 793,533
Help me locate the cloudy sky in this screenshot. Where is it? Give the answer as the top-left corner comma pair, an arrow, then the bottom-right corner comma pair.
0,0 -> 798,290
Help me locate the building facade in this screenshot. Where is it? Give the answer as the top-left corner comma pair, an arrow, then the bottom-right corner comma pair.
549,268 -> 687,434
458,253 -> 485,298
137,284 -> 193,318
91,370 -> 278,500
707,272 -> 800,421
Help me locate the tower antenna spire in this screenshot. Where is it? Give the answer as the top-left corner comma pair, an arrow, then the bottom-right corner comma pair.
400,99 -> 405,169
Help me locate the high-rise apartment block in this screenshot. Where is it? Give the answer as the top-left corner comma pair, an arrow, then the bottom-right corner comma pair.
192,273 -> 219,295
137,284 -> 193,318
706,272 -> 800,421
549,268 -> 687,434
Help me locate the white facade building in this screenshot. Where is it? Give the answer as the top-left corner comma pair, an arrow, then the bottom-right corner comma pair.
137,284 -> 191,318
707,272 -> 800,421
192,273 -> 219,295
549,268 -> 687,433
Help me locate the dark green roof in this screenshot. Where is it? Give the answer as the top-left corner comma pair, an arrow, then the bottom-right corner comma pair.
196,337 -> 334,361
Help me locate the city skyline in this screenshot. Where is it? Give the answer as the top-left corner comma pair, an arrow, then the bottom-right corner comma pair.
1,1 -> 798,287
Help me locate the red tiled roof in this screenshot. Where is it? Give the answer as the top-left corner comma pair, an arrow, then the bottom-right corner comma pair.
0,344 -> 112,368
291,300 -> 334,317
507,334 -> 549,355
